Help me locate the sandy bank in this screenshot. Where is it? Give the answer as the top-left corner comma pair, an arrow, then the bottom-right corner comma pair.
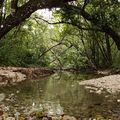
79,75 -> 120,94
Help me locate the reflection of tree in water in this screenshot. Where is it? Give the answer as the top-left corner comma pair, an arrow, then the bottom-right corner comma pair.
38,73 -> 120,118
40,73 -> 104,116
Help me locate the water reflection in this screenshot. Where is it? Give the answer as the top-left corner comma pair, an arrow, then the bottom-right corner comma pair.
0,72 -> 120,119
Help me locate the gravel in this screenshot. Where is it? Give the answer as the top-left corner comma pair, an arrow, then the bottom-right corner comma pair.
79,75 -> 120,94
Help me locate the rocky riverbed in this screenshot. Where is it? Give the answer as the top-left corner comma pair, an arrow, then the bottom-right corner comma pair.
0,72 -> 120,119
0,67 -> 54,86
79,74 -> 120,94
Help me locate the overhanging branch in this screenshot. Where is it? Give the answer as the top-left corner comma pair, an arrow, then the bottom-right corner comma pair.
0,0 -> 75,39
32,16 -> 103,32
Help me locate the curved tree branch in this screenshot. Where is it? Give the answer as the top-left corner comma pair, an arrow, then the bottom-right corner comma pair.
0,0 -> 75,39
32,16 -> 103,32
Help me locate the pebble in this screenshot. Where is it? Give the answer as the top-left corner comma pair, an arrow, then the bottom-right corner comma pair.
0,93 -> 5,102
0,110 -> 3,116
62,115 -> 77,120
96,90 -> 102,94
89,90 -> 94,93
52,116 -> 62,120
16,91 -> 20,94
117,99 -> 120,102
6,117 -> 15,120
42,117 -> 48,120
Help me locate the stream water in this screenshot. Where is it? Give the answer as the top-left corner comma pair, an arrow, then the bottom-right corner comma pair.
0,72 -> 120,119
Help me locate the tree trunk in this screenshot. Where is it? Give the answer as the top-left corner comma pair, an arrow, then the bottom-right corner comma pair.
105,34 -> 112,66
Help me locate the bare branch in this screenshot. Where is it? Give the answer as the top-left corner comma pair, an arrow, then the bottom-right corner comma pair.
39,35 -> 66,58
49,45 -> 73,65
32,16 -> 103,32
82,0 -> 89,10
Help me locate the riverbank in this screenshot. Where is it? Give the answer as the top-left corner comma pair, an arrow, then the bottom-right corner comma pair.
79,74 -> 120,94
1,66 -> 120,95
0,67 -> 54,86
0,71 -> 120,119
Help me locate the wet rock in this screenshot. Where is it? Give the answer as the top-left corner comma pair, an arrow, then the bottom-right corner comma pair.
2,106 -> 9,112
51,116 -> 62,120
0,76 -> 5,82
96,89 -> 102,94
0,93 -> 5,102
0,67 -> 54,86
30,112 -> 36,117
19,117 -> 25,120
0,116 -> 3,120
36,112 -> 45,118
89,90 -> 94,93
0,75 -> 8,85
105,95 -> 109,98
42,117 -> 48,120
0,70 -> 26,85
62,115 -> 77,120
117,99 -> 120,102
0,110 -> 3,116
6,117 -> 15,120
16,90 -> 20,94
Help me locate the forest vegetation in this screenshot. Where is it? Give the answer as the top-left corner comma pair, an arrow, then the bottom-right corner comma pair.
0,0 -> 120,70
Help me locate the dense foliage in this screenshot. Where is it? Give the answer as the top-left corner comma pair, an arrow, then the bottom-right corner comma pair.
0,0 -> 120,70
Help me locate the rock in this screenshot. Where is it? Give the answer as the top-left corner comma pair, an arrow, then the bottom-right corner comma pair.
52,116 -> 62,120
16,90 -> 20,94
36,111 -> 45,118
4,106 -> 9,111
0,76 -> 3,81
0,110 -> 3,116
0,70 -> 26,85
0,67 -> 54,86
42,117 -> 48,120
117,99 -> 120,102
0,75 -> 8,85
105,95 -> 109,98
89,90 -> 94,93
96,90 -> 102,94
19,117 -> 25,120
0,116 -> 3,120
0,93 -> 5,102
6,117 -> 15,120
62,115 -> 77,120
30,112 -> 36,117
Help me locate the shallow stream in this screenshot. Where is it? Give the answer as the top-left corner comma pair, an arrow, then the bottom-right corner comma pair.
0,72 -> 120,119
